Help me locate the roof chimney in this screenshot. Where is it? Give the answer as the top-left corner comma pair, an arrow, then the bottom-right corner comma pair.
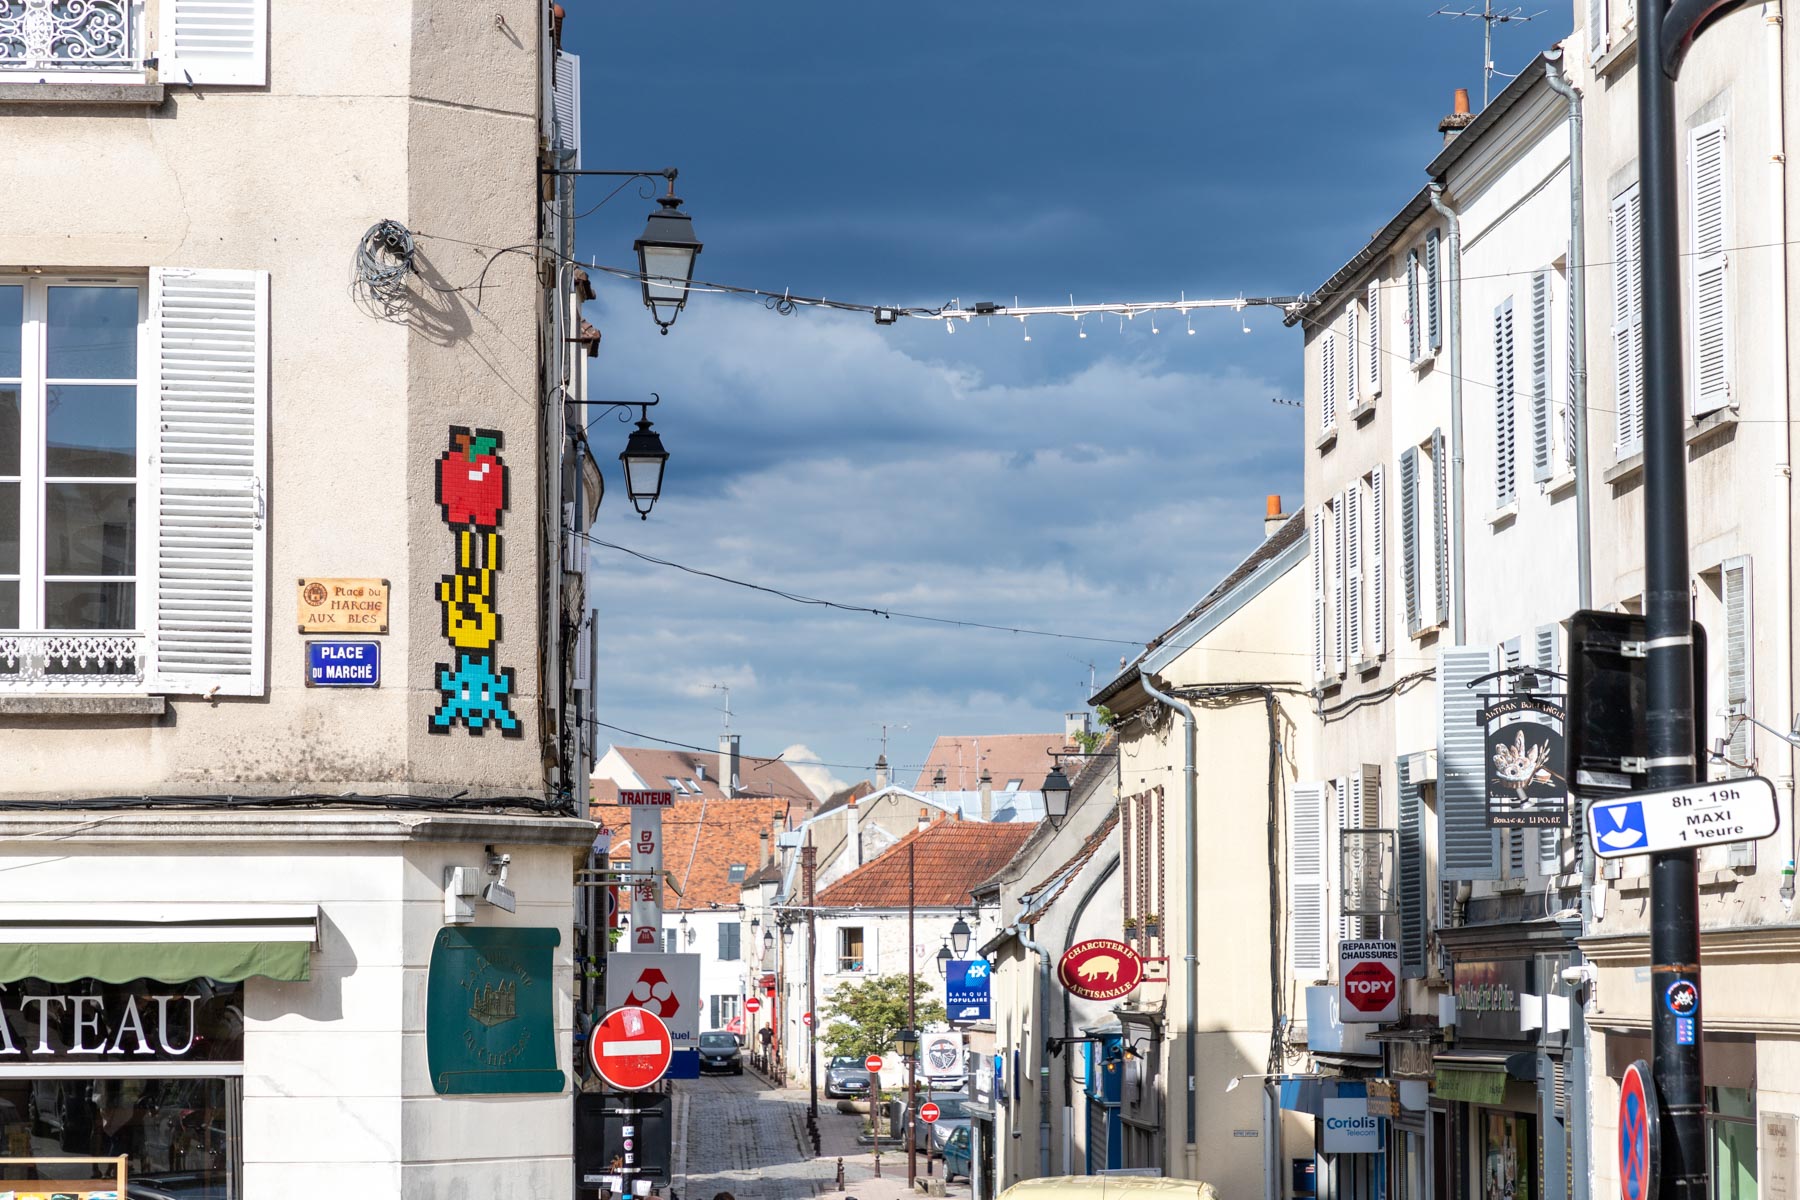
1265,494 -> 1286,539
1064,711 -> 1090,743
875,753 -> 889,790
759,828 -> 770,867
919,805 -> 932,833
720,734 -> 740,798
1439,88 -> 1475,146
979,769 -> 993,821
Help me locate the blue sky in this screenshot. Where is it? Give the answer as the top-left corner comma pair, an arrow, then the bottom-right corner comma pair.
567,2 -> 1568,797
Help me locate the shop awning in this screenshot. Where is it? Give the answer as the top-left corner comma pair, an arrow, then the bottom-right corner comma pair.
0,904 -> 318,983
1434,1065 -> 1507,1104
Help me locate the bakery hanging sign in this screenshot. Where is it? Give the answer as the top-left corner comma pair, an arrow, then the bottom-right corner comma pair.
1481,690 -> 1568,827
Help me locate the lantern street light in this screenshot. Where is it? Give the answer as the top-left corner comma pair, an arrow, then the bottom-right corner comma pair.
635,178 -> 704,335
617,399 -> 669,520
935,943 -> 953,977
950,916 -> 972,957
781,923 -> 795,948
1039,763 -> 1072,828
895,1027 -> 919,1059
763,928 -> 775,954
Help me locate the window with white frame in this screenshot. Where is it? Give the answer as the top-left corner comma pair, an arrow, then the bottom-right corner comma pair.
0,0 -> 269,85
837,926 -> 865,973
0,269 -> 267,695
1398,431 -> 1450,636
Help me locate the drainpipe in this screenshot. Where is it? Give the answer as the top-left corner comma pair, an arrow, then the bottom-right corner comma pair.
1544,53 -> 1593,612
1544,52 -> 1595,1200
1014,904 -> 1054,1179
1263,1081 -> 1281,1200
1428,184 -> 1468,641
1138,670 -> 1198,1168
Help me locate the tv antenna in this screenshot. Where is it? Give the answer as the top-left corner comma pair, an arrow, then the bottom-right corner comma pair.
877,722 -> 910,766
707,683 -> 732,735
1432,2 -> 1545,106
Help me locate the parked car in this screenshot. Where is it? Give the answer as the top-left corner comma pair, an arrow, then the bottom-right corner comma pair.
892,1092 -> 971,1157
942,1124 -> 972,1182
824,1056 -> 872,1099
698,1030 -> 744,1075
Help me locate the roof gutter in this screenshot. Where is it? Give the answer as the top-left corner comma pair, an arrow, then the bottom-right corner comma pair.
1138,669 -> 1198,1160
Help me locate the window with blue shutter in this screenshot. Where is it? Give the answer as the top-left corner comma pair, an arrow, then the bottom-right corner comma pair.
1494,299 -> 1517,507
1426,230 -> 1443,354
1397,756 -> 1427,976
1531,270 -> 1554,482
1407,250 -> 1422,363
1400,448 -> 1420,634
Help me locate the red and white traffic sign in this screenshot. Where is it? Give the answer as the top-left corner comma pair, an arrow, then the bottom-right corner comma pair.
866,1054 -> 884,1073
1338,939 -> 1400,1023
590,1005 -> 673,1091
744,996 -> 762,1015
801,1011 -> 814,1027
919,1102 -> 941,1124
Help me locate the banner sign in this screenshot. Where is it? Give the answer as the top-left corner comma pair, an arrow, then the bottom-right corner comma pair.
1481,692 -> 1568,827
1322,1097 -> 1381,1153
628,807 -> 663,949
946,959 -> 991,1021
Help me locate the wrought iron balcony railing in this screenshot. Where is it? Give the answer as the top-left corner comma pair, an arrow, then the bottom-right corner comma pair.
0,0 -> 143,76
0,631 -> 147,691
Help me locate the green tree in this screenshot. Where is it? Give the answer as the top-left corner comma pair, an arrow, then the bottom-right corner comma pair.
819,973 -> 947,1061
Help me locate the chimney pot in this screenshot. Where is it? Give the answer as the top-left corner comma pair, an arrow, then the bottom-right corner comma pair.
875,753 -> 889,791
1454,87 -> 1470,116
1264,494 -> 1287,540
1439,87 -> 1476,144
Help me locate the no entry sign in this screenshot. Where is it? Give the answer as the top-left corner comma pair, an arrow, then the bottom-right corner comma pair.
866,1054 -> 883,1073
1338,939 -> 1400,1023
744,996 -> 761,1014
801,1011 -> 814,1027
920,1102 -> 941,1124
1619,1060 -> 1659,1200
591,1006 -> 673,1091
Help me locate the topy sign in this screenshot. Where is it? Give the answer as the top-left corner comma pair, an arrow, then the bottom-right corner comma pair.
1587,775 -> 1779,860
620,790 -> 674,807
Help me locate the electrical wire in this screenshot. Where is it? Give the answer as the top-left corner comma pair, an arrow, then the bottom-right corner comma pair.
1313,666 -> 1438,723
352,221 -> 419,317
0,792 -> 574,814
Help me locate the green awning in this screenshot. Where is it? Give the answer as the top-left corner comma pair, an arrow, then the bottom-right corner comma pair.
0,940 -> 310,984
1435,1066 -> 1506,1104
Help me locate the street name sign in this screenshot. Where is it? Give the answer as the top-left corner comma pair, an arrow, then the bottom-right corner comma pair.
306,640 -> 380,687
1587,776 -> 1779,860
591,1006 -> 673,1091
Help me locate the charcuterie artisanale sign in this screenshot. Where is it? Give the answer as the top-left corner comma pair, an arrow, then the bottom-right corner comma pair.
1057,939 -> 1143,1001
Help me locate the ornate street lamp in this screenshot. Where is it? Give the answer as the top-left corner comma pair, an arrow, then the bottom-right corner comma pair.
949,916 -> 972,957
1040,763 -> 1072,828
635,181 -> 703,334
935,943 -> 953,977
618,403 -> 669,520
895,1027 -> 919,1059
781,923 -> 795,948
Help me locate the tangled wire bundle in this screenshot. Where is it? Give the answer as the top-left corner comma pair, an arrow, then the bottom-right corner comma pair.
353,219 -> 418,316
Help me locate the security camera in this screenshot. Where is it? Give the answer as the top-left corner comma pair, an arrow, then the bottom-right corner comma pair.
1560,963 -> 1596,987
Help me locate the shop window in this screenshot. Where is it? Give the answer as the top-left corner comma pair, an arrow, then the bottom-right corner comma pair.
1709,1087 -> 1757,1200
837,927 -> 864,973
0,978 -> 242,1196
1480,1111 -> 1533,1200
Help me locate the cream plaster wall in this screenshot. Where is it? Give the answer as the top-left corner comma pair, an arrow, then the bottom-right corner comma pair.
0,0 -> 551,798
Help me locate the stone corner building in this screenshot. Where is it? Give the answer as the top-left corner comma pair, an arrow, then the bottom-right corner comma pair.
0,1 -> 601,1194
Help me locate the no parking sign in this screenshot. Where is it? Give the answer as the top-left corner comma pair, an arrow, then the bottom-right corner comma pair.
1619,1060 -> 1659,1200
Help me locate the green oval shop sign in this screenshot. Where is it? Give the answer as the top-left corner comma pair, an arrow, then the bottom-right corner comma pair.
425,927 -> 564,1095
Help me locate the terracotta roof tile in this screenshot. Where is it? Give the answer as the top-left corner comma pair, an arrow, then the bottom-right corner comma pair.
1020,805 -> 1120,926
814,818 -> 1037,909
913,734 -> 1067,792
596,798 -> 790,907
594,745 -> 818,808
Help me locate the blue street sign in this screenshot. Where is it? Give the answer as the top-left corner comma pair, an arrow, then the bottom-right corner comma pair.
307,640 -> 380,687
994,1052 -> 1006,1108
947,959 -> 992,1021
1593,799 -> 1649,853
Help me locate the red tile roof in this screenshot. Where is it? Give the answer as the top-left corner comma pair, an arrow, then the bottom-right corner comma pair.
814,818 -> 1037,909
1020,805 -> 1120,926
912,733 -> 1066,792
594,745 -> 817,808
597,798 -> 791,908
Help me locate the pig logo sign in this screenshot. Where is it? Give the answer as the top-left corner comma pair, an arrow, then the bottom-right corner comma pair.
1057,939 -> 1144,1002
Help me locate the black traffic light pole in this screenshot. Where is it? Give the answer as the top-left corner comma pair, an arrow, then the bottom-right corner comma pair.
1638,4 -> 1748,1199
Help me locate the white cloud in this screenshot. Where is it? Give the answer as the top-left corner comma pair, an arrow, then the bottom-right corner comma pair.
779,744 -> 853,803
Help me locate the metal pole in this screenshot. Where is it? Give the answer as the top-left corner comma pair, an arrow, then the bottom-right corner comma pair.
805,841 -> 821,1153
908,841 -> 918,1188
1636,6 -> 1708,1200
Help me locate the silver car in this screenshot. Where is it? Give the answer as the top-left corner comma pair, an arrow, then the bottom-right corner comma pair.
825,1055 -> 872,1098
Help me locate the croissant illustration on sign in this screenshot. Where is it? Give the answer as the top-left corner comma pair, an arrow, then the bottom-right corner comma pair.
430,427 -> 521,737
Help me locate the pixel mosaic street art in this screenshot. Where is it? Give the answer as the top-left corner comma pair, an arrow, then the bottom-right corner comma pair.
430,427 -> 522,736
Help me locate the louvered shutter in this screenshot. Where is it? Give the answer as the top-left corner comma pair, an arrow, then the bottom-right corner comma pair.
1495,299 -> 1517,506
1588,0 -> 1609,62
1333,492 -> 1347,676
1534,626 -> 1563,874
1312,507 -> 1328,683
1439,645 -> 1501,880
1396,757 -> 1426,976
158,0 -> 268,87
1370,466 -> 1387,658
1690,122 -> 1730,416
1426,230 -> 1443,353
1322,332 -> 1338,431
1345,307 -> 1359,407
1532,271 -> 1553,481
1612,187 -> 1645,455
148,268 -> 269,696
1723,556 -> 1754,775
1564,259 -> 1579,467
1346,486 -> 1364,667
553,49 -> 583,168
1407,250 -> 1422,362
1366,281 -> 1381,397
1334,776 -> 1351,941
1432,428 -> 1450,628
1289,781 -> 1330,980
1400,448 -> 1420,634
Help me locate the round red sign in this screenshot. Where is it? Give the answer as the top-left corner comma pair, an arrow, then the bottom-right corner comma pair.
802,1011 -> 814,1027
866,1054 -> 884,1072
1619,1060 -> 1659,1200
1343,960 -> 1397,1013
590,1005 -> 673,1091
744,996 -> 762,1014
920,1102 -> 941,1124
1057,939 -> 1144,1001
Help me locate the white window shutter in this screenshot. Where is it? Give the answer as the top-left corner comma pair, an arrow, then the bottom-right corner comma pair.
1345,307 -> 1359,406
1289,781 -> 1330,980
1495,299 -> 1517,506
1564,258 -> 1579,467
1534,625 -> 1564,875
1332,492 -> 1347,676
148,268 -> 269,697
1322,332 -> 1338,431
1426,230 -> 1443,353
1588,0 -> 1610,62
1311,506 -> 1328,683
1334,776 -> 1351,941
1690,121 -> 1730,416
1723,556 -> 1754,776
1432,427 -> 1450,628
1345,484 -> 1364,667
1370,465 -> 1387,658
1612,187 -> 1645,455
1439,645 -> 1502,880
1407,249 -> 1422,362
552,50 -> 583,168
159,0 -> 268,87
1366,281 -> 1381,397
1531,271 -> 1553,482
1399,448 -> 1420,634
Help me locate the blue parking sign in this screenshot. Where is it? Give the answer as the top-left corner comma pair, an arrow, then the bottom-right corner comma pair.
307,641 -> 381,687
